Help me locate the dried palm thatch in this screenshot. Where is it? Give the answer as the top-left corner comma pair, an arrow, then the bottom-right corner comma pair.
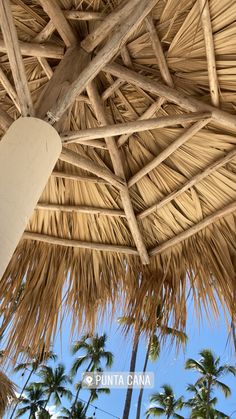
0,370 -> 15,416
0,0 -> 236,360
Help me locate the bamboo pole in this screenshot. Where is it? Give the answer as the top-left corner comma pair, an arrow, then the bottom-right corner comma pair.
150,201 -> 236,257
51,171 -> 110,185
81,0 -> 140,53
198,0 -> 219,107
60,148 -> 125,191
46,0 -> 160,123
0,39 -> 64,59
138,147 -> 236,219
39,0 -> 77,47
23,232 -> 138,256
87,80 -> 150,265
0,0 -> 34,116
105,63 -> 236,131
62,112 -> 211,143
128,118 -> 211,188
36,203 -> 125,218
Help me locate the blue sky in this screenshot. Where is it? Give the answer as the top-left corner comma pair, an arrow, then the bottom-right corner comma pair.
10,297 -> 236,419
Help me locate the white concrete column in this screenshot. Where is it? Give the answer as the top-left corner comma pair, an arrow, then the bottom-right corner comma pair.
0,117 -> 62,278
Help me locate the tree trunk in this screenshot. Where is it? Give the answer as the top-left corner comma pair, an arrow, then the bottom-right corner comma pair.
69,360 -> 93,418
10,367 -> 34,419
44,392 -> 51,409
136,341 -> 150,419
231,320 -> 236,355
122,333 -> 139,419
206,378 -> 211,419
83,394 -> 93,415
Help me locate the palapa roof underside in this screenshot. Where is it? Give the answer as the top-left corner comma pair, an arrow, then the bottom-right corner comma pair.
1,0 -> 236,359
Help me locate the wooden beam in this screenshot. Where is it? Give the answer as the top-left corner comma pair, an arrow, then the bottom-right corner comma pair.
128,118 -> 210,188
81,0 -> 140,53
0,66 -> 20,110
0,0 -> 34,116
51,171 -> 110,184
87,80 -> 149,265
24,231 -> 138,255
36,202 -> 126,217
150,201 -> 236,257
33,20 -> 55,43
145,15 -> 173,87
0,107 -> 13,131
46,0 -> 160,123
62,112 -> 211,143
138,146 -> 236,219
39,0 -> 77,47
60,147 -> 126,190
105,63 -> 236,132
0,39 -> 64,59
64,10 -> 103,21
118,97 -> 164,147
102,79 -> 124,102
198,0 -> 219,107
37,57 -> 53,79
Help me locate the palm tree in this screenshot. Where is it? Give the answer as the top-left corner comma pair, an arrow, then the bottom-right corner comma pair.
15,383 -> 46,418
38,363 -> 72,409
146,384 -> 184,419
59,402 -> 87,419
11,348 -> 57,419
146,385 -> 184,418
70,333 -> 113,414
185,383 -> 229,418
83,386 -> 110,415
185,349 -> 236,418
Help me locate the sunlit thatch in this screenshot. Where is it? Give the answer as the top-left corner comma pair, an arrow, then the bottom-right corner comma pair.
0,370 -> 15,416
0,0 -> 236,360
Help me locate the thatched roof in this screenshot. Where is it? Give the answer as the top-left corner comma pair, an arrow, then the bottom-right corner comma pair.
0,0 -> 236,359
0,370 -> 15,416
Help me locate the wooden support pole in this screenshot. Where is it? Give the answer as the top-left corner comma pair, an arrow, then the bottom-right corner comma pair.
33,20 -> 55,43
36,202 -> 125,218
0,0 -> 34,116
102,79 -> 124,102
62,112 -> 211,143
0,67 -> 20,111
87,80 -> 150,265
128,118 -> 210,188
81,0 -> 140,53
138,146 -> 236,219
105,63 -> 236,132
64,10 -> 103,21
60,148 -> 125,191
0,39 -> 64,59
150,201 -> 236,257
51,171 -> 110,185
198,0 -> 219,107
46,0 -> 160,123
39,0 -> 77,47
23,231 -> 138,256
37,57 -> 53,79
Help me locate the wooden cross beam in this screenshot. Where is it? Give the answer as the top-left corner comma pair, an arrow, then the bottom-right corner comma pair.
105,63 -> 236,131
61,112 -> 211,143
0,0 -> 34,116
36,203 -> 126,218
0,66 -> 20,111
87,80 -> 150,265
24,232 -> 138,256
51,171 -> 110,185
149,201 -> 236,257
138,147 -> 236,219
0,39 -> 64,59
198,0 -> 219,107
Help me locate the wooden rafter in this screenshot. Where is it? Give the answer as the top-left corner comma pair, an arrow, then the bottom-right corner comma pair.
0,39 -> 64,59
81,0 -> 140,53
105,63 -> 236,131
63,10 -> 103,21
39,0 -> 77,47
138,147 -> 236,219
128,118 -> 211,188
45,0 -> 160,124
198,0 -> 219,107
0,0 -> 34,116
60,148 -> 125,191
33,20 -> 55,43
36,203 -> 126,218
87,81 -> 150,265
51,171 -> 110,185
0,66 -> 20,111
61,112 -> 211,143
23,232 -> 138,256
150,201 -> 236,257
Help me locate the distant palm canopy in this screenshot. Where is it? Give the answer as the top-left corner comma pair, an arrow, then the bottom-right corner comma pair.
0,0 -> 236,359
